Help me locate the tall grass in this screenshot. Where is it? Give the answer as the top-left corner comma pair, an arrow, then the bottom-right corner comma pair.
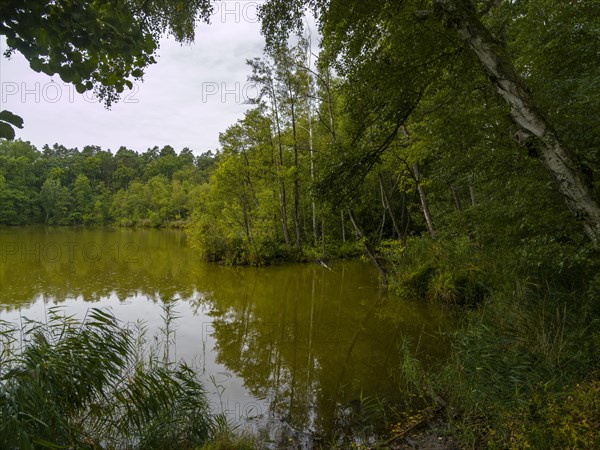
381,237 -> 489,306
0,307 -> 213,449
436,280 -> 600,448
381,236 -> 600,448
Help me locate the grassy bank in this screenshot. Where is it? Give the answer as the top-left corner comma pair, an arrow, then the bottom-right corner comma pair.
381,236 -> 600,449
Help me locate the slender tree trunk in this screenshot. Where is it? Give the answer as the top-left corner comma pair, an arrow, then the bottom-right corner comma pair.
378,172 -> 403,237
436,0 -> 600,244
348,209 -> 387,284
341,210 -> 346,243
321,216 -> 326,259
400,191 -> 409,237
242,146 -> 258,206
469,184 -> 476,206
240,194 -> 257,255
268,133 -> 282,240
304,42 -> 319,247
270,90 -> 291,247
451,184 -> 462,211
378,206 -> 386,242
289,96 -> 303,255
308,99 -> 318,246
277,160 -> 291,244
323,65 -> 337,143
412,164 -> 436,238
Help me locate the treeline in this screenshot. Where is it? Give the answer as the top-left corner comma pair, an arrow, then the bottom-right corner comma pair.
187,40 -> 438,265
0,140 -> 215,227
184,30 -> 597,271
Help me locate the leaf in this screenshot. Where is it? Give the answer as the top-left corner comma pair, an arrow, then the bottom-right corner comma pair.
0,110 -> 24,128
32,437 -> 68,449
0,122 -> 16,140
60,68 -> 73,82
30,58 -> 43,72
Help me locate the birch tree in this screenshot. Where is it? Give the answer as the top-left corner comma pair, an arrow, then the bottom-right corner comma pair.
259,0 -> 600,244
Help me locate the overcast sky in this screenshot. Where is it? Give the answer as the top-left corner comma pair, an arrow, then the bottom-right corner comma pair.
0,2 -> 274,155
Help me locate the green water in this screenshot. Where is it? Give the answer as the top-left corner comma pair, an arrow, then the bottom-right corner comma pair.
0,227 -> 452,445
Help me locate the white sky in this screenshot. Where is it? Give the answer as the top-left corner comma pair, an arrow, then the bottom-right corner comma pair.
0,2 -> 271,155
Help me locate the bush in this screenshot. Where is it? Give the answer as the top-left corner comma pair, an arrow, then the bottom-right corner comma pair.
381,237 -> 489,306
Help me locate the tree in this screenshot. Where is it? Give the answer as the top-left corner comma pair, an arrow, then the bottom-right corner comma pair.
272,41 -> 312,255
247,57 -> 293,247
0,140 -> 41,223
71,174 -> 93,224
259,0 -> 600,244
433,0 -> 600,244
40,177 -> 69,223
0,0 -> 213,138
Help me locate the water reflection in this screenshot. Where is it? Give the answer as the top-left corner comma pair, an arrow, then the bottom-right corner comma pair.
0,227 -> 451,445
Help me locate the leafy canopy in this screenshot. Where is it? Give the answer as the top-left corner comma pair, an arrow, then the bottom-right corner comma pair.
0,0 -> 213,138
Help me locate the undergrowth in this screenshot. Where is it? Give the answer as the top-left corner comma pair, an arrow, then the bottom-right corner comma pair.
438,280 -> 600,449
381,237 -> 489,306
384,236 -> 600,449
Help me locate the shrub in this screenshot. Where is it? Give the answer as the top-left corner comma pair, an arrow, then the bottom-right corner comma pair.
381,237 -> 489,306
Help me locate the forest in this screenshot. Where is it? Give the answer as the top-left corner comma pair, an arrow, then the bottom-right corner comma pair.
0,140 -> 215,228
1,0 -> 600,448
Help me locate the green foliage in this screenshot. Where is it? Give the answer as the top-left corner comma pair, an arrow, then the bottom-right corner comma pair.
1,0 -> 213,110
3,0 -> 600,443
534,379 -> 600,449
40,178 -> 70,224
436,280 -> 600,448
509,0 -> 600,188
0,140 -> 214,227
0,308 -> 213,449
0,110 -> 24,140
382,237 -> 489,306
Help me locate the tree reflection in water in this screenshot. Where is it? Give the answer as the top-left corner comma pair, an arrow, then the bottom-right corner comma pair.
0,227 -> 452,446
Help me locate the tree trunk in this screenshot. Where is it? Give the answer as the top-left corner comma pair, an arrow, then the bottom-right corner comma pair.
270,90 -> 291,247
400,191 -> 411,238
412,164 -> 436,238
305,41 -> 319,247
379,172 -> 403,237
289,95 -> 303,255
321,216 -> 326,259
436,0 -> 600,244
451,184 -> 462,211
308,100 -> 318,246
324,66 -> 337,143
240,194 -> 258,257
348,209 -> 387,285
469,184 -> 476,206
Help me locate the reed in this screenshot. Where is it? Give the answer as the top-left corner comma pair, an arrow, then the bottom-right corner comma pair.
0,307 -> 212,449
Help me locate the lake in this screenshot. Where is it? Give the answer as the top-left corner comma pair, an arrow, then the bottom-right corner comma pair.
0,227 -> 452,447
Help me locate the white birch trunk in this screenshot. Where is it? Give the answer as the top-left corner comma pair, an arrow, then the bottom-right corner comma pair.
436,0 -> 600,244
